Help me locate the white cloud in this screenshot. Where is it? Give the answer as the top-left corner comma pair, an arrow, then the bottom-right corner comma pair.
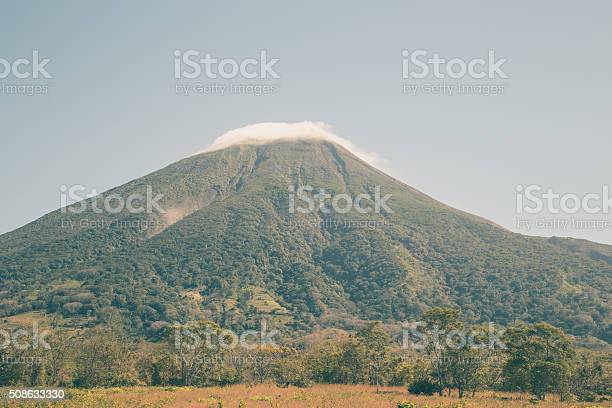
198,121 -> 387,169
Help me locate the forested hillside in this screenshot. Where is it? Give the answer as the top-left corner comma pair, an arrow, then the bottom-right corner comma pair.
0,141 -> 609,343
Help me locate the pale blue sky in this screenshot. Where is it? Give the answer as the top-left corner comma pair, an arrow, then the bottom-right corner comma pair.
1,1 -> 611,243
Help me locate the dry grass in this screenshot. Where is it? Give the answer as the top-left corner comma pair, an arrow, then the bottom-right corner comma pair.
4,385 -> 609,408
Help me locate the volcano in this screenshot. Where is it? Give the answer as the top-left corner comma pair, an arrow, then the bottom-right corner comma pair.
0,124 -> 609,343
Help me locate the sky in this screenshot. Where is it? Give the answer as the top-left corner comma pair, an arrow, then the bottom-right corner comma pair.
1,1 -> 611,244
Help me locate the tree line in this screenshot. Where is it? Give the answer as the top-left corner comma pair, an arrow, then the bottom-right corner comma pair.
0,308 -> 609,403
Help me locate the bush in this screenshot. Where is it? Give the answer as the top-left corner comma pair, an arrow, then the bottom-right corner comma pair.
408,378 -> 440,396
576,390 -> 597,402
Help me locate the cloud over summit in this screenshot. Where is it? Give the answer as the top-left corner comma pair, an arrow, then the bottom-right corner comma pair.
201,122 -> 385,168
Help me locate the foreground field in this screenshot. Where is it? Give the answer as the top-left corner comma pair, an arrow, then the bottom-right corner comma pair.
3,385 -> 610,408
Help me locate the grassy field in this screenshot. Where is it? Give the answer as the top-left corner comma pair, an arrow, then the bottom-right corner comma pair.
2,385 -> 610,408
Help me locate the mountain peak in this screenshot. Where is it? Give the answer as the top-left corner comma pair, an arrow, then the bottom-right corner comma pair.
200,122 -> 384,168
0,121 -> 610,343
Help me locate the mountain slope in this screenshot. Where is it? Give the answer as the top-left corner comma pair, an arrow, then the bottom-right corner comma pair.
0,140 -> 610,342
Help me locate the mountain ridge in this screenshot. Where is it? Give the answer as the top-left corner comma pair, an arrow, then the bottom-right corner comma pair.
0,139 -> 610,343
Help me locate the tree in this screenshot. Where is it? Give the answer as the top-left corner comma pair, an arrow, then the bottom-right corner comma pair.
445,346 -> 485,398
39,329 -> 77,387
357,322 -> 393,389
421,307 -> 463,396
162,321 -> 229,386
244,345 -> 283,384
569,350 -> 611,401
272,347 -> 313,388
502,323 -> 574,400
73,327 -> 138,387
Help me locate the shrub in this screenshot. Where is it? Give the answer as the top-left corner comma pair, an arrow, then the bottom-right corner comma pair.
408,378 -> 440,396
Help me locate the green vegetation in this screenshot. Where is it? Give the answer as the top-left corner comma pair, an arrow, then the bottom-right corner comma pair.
0,141 -> 608,344
0,311 -> 609,403
0,141 -> 610,402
